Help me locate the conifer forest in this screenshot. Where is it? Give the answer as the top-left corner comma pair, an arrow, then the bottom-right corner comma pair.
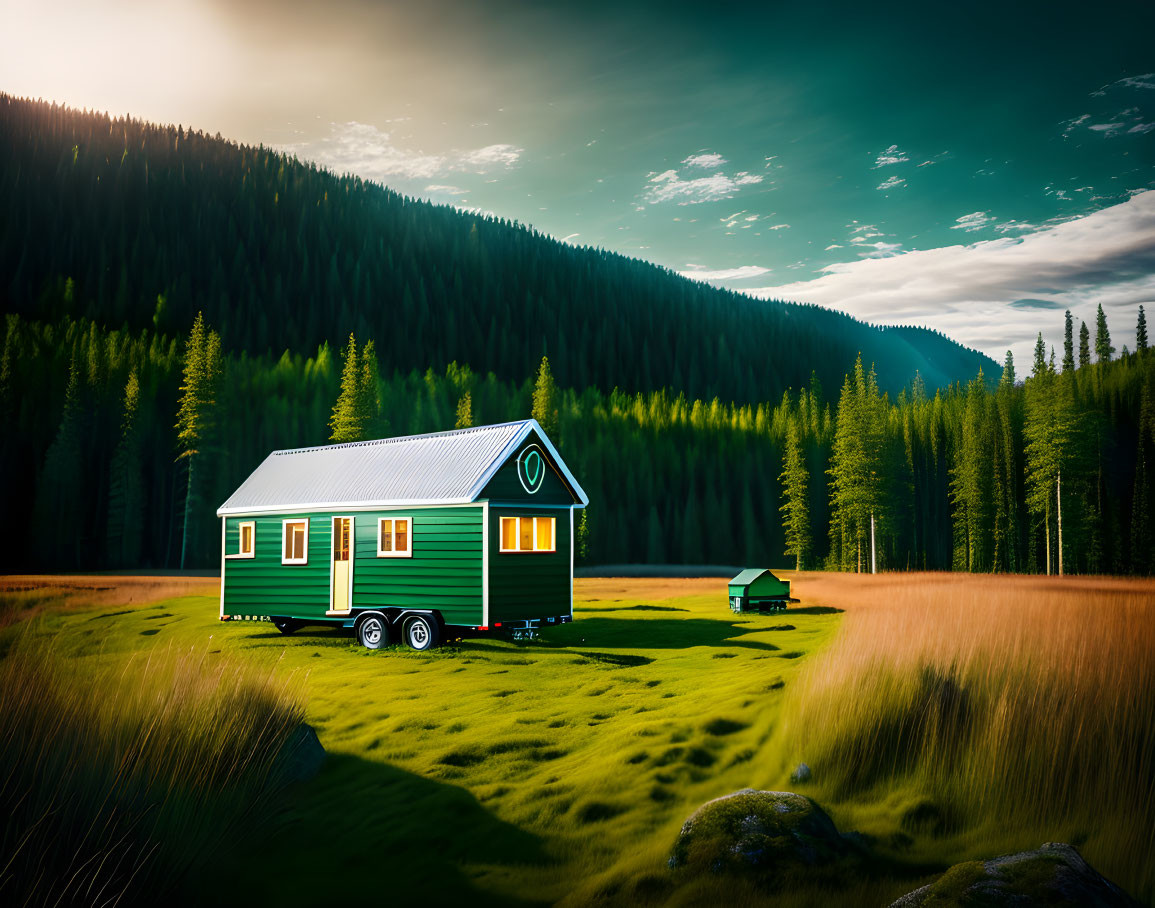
2,95 -> 1152,574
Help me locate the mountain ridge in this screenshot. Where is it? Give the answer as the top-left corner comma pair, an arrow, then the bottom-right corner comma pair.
0,94 -> 998,401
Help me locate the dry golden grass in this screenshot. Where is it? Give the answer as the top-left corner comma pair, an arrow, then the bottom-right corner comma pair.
769,571 -> 1155,902
0,574 -> 218,627
0,630 -> 305,906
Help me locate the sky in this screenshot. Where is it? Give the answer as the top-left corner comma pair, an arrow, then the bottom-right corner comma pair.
3,0 -> 1154,368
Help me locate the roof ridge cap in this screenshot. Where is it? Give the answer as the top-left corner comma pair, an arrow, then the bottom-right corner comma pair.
272,419 -> 530,456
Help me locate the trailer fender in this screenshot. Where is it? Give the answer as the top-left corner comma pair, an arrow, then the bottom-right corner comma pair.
391,608 -> 445,632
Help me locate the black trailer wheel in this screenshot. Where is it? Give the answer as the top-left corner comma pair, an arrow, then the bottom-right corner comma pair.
403,614 -> 440,651
357,614 -> 388,650
272,617 -> 300,635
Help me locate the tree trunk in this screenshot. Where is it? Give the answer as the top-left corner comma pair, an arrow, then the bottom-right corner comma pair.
1057,470 -> 1064,577
1044,494 -> 1051,576
180,454 -> 194,571
871,512 -> 877,574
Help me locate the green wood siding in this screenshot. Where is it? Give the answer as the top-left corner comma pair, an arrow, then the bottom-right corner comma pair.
487,507 -> 572,622
481,438 -> 577,505
222,507 -> 483,625
352,507 -> 482,626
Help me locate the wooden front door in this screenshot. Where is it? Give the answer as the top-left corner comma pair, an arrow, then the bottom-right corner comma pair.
332,517 -> 352,613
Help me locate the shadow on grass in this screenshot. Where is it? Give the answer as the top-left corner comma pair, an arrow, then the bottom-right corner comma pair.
198,753 -> 549,907
785,606 -> 844,615
245,627 -> 350,641
539,617 -> 789,652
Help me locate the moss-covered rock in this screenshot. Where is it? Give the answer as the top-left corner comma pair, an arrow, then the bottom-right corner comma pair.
669,789 -> 850,880
889,843 -> 1140,907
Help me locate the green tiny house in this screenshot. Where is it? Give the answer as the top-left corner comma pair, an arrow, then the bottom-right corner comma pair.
217,420 -> 588,650
727,568 -> 798,614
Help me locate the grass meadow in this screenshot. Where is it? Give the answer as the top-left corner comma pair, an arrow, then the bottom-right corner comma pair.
0,572 -> 1152,906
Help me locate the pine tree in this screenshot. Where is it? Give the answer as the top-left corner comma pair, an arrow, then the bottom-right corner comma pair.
949,371 -> 991,571
175,312 -> 222,570
33,355 -> 86,568
779,418 -> 811,570
329,333 -> 364,442
358,338 -> 381,437
1032,333 -> 1046,376
1079,321 -> 1091,369
827,355 -> 884,571
455,391 -> 473,429
1095,303 -> 1114,363
1062,310 -> 1075,373
999,350 -> 1016,388
1137,305 -> 1148,356
1023,353 -> 1075,575
107,370 -> 144,567
532,355 -> 559,439
645,505 -> 665,563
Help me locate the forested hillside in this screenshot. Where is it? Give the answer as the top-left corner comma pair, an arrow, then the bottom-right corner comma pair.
2,304 -> 1150,573
0,94 -> 995,404
3,95 -> 1149,575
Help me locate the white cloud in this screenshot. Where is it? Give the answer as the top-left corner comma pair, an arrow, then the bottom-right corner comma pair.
877,175 -> 905,191
767,223 -> 791,230
682,152 -> 727,169
1089,122 -> 1125,136
425,184 -> 469,195
857,241 -> 903,258
1061,114 -> 1091,136
283,122 -> 523,185
995,219 -> 1037,234
874,144 -> 910,168
744,191 -> 1155,367
1063,106 -> 1155,139
559,232 -> 580,244
678,264 -> 772,282
459,144 -> 522,169
951,211 -> 995,232
644,167 -> 763,205
825,244 -> 843,250
1092,73 -> 1155,96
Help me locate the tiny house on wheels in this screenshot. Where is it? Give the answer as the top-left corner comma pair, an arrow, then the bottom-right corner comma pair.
217,420 -> 588,650
728,569 -> 798,614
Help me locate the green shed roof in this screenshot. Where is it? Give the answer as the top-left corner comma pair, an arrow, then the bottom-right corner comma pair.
730,568 -> 770,586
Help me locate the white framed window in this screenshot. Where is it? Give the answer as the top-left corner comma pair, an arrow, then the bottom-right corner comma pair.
227,520 -> 255,559
377,517 -> 412,557
282,519 -> 309,564
499,516 -> 556,553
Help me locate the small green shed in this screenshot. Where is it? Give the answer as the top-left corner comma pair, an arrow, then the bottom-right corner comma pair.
727,569 -> 797,614
217,419 -> 587,650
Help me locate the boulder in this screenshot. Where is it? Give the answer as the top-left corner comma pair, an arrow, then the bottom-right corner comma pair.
670,789 -> 849,879
790,762 -> 812,784
275,723 -> 327,784
890,843 -> 1140,907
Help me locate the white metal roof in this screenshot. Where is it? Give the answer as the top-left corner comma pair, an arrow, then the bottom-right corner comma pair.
216,419 -> 587,515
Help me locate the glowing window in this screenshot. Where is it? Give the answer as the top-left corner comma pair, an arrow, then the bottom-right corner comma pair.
377,518 -> 412,557
499,516 -> 556,553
